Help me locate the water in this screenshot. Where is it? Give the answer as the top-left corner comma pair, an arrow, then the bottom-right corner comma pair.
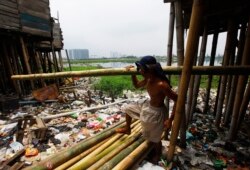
66,60 -> 221,68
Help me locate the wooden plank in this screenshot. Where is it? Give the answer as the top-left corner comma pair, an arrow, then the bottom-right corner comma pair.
0,15 -> 20,29
18,6 -> 50,20
0,10 -> 19,18
22,26 -> 51,37
0,0 -> 18,9
18,0 -> 50,14
0,4 -> 19,14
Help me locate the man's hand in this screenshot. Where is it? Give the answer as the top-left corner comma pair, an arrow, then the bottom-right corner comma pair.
164,119 -> 173,130
125,65 -> 135,71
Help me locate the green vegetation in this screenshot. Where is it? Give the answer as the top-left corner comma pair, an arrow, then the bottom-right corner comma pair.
63,65 -> 102,71
64,65 -> 220,97
168,75 -> 220,89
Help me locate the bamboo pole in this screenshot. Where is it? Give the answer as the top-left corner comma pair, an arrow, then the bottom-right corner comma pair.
228,17 -> 250,140
55,138 -> 109,170
65,49 -> 72,71
35,52 -> 46,87
68,122 -> 141,170
1,42 -> 20,95
10,66 -> 250,80
223,22 -> 246,126
42,99 -> 128,120
68,133 -> 124,170
223,37 -> 237,123
10,45 -> 22,95
215,19 -> 238,128
87,126 -> 142,170
165,2 -> 175,117
23,120 -> 125,170
58,51 -> 64,71
213,76 -> 221,116
175,0 -> 184,66
113,140 -> 153,170
189,26 -> 207,121
175,0 -> 187,147
236,80 -> 250,131
99,137 -> 145,170
167,0 -> 204,162
20,37 -> 35,89
0,46 -> 7,93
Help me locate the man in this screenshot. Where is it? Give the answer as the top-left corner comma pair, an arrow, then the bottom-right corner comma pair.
116,56 -> 178,164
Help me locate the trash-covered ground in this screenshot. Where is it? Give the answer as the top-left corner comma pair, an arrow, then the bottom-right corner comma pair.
0,78 -> 250,169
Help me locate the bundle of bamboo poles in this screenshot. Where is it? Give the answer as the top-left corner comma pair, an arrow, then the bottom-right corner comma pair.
24,120 -> 153,170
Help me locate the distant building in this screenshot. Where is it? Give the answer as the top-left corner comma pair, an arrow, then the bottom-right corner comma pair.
68,49 -> 89,59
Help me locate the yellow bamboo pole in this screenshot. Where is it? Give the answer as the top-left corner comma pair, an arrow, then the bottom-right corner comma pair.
113,140 -> 153,170
68,122 -> 141,170
10,66 -> 250,80
54,138 -> 109,170
167,0 -> 204,162
87,127 -> 142,170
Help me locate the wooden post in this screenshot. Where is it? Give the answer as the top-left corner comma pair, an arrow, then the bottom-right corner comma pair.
58,51 -> 64,71
2,42 -> 21,95
165,2 -> 175,117
236,80 -> 250,131
167,0 -> 204,162
189,26 -> 208,121
228,17 -> 250,140
203,30 -> 219,114
10,45 -> 22,96
65,49 -> 72,71
35,52 -> 46,87
20,37 -> 35,89
223,22 -> 246,126
175,0 -> 186,147
215,19 -> 238,128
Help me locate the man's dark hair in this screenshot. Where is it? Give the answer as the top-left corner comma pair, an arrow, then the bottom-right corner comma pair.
135,56 -> 172,87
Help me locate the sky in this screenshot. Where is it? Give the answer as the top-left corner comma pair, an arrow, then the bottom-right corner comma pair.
50,0 -> 226,58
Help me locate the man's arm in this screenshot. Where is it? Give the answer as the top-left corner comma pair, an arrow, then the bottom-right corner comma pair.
131,75 -> 146,88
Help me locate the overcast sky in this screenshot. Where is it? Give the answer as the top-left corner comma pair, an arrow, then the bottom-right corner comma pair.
50,0 -> 226,58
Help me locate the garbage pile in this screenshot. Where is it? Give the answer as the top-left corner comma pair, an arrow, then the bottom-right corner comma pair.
172,113 -> 250,170
0,77 -> 145,169
0,77 -> 249,169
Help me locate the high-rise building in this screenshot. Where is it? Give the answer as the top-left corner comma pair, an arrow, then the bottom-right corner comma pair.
68,49 -> 89,59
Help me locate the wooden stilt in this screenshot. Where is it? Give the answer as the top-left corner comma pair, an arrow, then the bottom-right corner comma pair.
20,37 -> 35,89
175,0 -> 186,147
204,31 -> 219,114
223,37 -> 237,123
165,2 -> 175,117
35,52 -> 46,87
223,23 -> 246,126
236,80 -> 250,132
2,42 -> 20,95
228,17 -> 250,140
10,45 -> 22,96
0,42 -> 8,93
167,0 -> 204,162
215,19 -> 238,128
189,26 -> 208,121
65,49 -> 72,71
58,51 -> 64,71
